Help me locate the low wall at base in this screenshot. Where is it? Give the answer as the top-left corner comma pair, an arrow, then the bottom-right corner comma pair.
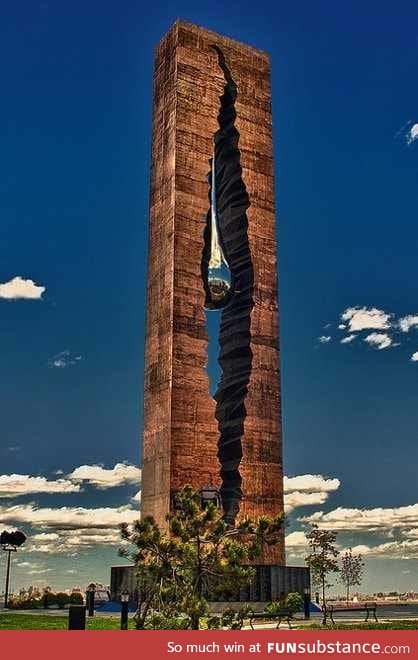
110,564 -> 310,603
237,565 -> 310,602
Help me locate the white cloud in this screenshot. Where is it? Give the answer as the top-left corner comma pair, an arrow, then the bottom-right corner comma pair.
406,123 -> 418,145
364,332 -> 393,350
341,307 -> 392,332
402,528 -> 418,539
0,461 -> 141,558
331,307 -> 418,360
48,350 -> 83,369
285,531 -> 307,548
0,502 -> 138,530
341,334 -> 356,344
350,540 -> 418,560
62,529 -> 123,547
16,561 -> 41,569
68,463 -> 140,489
284,491 -> 330,513
0,474 -> 80,498
300,503 -> 418,533
0,276 -> 45,300
27,527 -> 126,555
399,315 -> 418,333
28,544 -> 60,554
318,336 -> 331,344
284,474 -> 340,493
285,531 -> 309,559
283,474 -> 340,513
283,474 -> 418,562
31,533 -> 60,542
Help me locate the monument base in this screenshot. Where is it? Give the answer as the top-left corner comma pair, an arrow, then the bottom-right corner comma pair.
235,565 -> 310,602
110,564 -> 310,603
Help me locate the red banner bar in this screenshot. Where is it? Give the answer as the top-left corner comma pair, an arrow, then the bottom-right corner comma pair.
0,630 -> 416,659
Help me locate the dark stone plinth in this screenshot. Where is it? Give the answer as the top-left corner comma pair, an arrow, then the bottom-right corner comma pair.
239,565 -> 311,602
68,604 -> 86,630
111,564 -> 310,603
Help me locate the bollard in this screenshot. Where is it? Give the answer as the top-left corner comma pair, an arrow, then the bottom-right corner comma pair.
120,590 -> 130,630
87,591 -> 95,617
121,600 -> 129,630
303,589 -> 311,620
68,604 -> 86,630
86,584 -> 95,617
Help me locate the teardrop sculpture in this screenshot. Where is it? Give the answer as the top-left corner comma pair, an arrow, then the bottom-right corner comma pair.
205,149 -> 233,309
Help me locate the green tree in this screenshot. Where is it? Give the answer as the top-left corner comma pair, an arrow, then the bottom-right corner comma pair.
120,516 -> 182,629
55,592 -> 70,609
305,524 -> 339,624
339,548 -> 364,604
69,591 -> 84,605
42,587 -> 57,609
120,486 -> 284,630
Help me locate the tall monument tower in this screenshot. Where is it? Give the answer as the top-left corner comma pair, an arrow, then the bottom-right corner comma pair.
141,21 -> 284,565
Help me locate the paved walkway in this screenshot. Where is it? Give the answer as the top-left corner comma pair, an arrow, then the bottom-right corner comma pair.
1,609 -> 417,627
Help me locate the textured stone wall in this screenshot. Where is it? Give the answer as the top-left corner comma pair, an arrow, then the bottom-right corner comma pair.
142,21 -> 284,564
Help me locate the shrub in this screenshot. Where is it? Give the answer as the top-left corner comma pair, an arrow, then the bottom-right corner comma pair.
264,600 -> 284,615
285,592 -> 304,614
7,596 -> 41,610
207,606 -> 252,630
264,592 -> 304,616
55,592 -> 70,609
69,591 -> 84,605
42,591 -> 57,608
145,612 -> 189,630
7,596 -> 22,610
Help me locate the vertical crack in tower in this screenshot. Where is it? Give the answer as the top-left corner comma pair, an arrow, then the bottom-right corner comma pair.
202,45 -> 254,523
142,21 -> 286,566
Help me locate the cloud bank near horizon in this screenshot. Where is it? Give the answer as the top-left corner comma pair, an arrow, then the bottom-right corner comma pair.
2,463 -> 417,570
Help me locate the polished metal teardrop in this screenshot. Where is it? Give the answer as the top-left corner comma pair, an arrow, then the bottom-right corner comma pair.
206,149 -> 232,309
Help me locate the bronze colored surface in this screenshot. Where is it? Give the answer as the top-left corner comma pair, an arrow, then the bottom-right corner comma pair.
142,21 -> 284,564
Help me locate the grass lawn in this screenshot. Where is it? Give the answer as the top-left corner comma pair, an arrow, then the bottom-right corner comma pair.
300,620 -> 418,630
0,613 -> 136,630
2,612 -> 417,631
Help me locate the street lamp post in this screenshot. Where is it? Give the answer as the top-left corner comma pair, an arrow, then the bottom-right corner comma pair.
3,546 -> 16,608
1,530 -> 27,608
120,590 -> 130,630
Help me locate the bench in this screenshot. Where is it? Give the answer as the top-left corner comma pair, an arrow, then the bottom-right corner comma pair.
324,602 -> 378,625
247,609 -> 293,630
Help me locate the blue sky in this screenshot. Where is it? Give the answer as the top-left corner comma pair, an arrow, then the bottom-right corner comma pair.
1,0 -> 418,594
